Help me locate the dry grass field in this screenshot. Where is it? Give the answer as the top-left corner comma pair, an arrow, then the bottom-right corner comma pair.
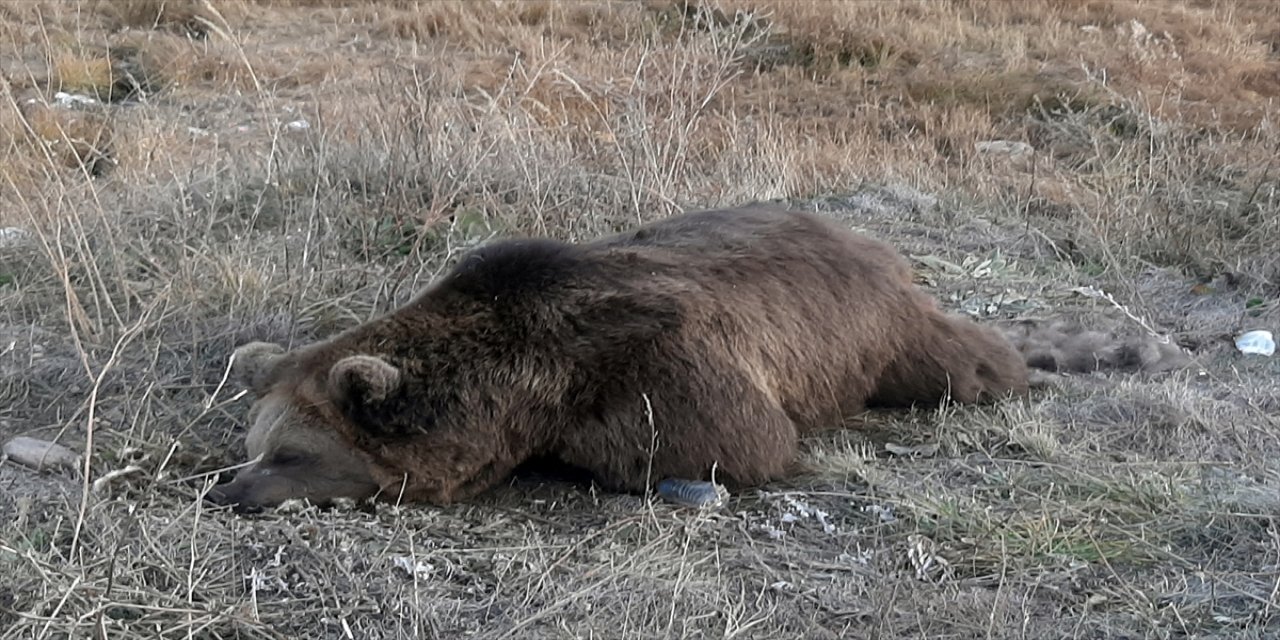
3,0 -> 1280,637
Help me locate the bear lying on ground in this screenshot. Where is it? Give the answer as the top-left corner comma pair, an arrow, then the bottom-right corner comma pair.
206,204 -> 1189,513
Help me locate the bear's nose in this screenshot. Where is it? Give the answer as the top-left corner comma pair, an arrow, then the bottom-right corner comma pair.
205,483 -> 261,514
204,484 -> 235,506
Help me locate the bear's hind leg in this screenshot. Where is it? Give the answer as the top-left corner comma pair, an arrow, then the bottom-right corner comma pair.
869,309 -> 1030,408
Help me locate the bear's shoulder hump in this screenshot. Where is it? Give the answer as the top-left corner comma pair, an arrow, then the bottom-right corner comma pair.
443,237 -> 587,300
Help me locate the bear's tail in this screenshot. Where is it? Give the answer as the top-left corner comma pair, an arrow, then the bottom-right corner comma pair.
1000,319 -> 1192,375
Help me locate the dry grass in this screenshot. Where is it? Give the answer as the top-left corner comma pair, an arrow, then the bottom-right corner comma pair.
2,0 -> 1280,637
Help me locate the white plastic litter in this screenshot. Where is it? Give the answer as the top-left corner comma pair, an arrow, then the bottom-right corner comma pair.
1236,330 -> 1275,357
0,227 -> 33,249
53,91 -> 98,107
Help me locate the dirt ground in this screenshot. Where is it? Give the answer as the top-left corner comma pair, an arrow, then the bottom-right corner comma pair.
3,1 -> 1280,638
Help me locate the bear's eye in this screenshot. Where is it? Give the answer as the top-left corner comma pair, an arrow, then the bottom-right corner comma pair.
269,450 -> 310,467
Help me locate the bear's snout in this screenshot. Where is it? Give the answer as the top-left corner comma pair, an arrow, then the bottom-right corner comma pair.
205,481 -> 264,514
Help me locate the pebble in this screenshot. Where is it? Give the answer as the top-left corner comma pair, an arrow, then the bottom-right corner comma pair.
3,436 -> 81,471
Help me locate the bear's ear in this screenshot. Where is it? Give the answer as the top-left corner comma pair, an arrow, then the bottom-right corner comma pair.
327,355 -> 402,411
231,342 -> 286,393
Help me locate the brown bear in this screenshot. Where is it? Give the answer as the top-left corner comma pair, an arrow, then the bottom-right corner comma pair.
205,203 -> 1187,513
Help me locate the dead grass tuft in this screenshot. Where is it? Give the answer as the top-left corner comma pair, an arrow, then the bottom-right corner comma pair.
49,46 -> 161,102
92,0 -> 218,38
907,68 -> 1102,118
14,99 -> 115,176
131,33 -> 268,93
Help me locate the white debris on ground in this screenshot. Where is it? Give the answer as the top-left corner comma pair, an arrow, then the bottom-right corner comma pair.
1236,330 -> 1275,357
884,442 -> 940,458
840,547 -> 875,567
53,91 -> 98,108
975,140 -> 1034,157
861,503 -> 897,523
392,555 -> 435,579
0,227 -> 34,249
90,465 -> 146,494
778,494 -> 837,534
3,436 -> 80,471
750,492 -> 842,539
246,566 -> 291,594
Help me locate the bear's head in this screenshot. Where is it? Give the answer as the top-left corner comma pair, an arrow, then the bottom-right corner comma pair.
206,341 -> 403,512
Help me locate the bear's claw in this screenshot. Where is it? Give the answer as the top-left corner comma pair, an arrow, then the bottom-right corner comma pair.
656,478 -> 729,508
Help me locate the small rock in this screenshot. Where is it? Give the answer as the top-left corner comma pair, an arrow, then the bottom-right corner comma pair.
975,140 -> 1034,157
3,436 -> 81,471
285,119 -> 310,131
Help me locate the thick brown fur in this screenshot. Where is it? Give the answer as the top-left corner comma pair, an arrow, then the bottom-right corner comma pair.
206,204 -> 1189,511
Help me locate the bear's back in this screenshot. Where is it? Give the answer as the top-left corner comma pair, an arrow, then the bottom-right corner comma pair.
589,204 -> 911,297
593,203 -> 854,255
421,203 -> 915,335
